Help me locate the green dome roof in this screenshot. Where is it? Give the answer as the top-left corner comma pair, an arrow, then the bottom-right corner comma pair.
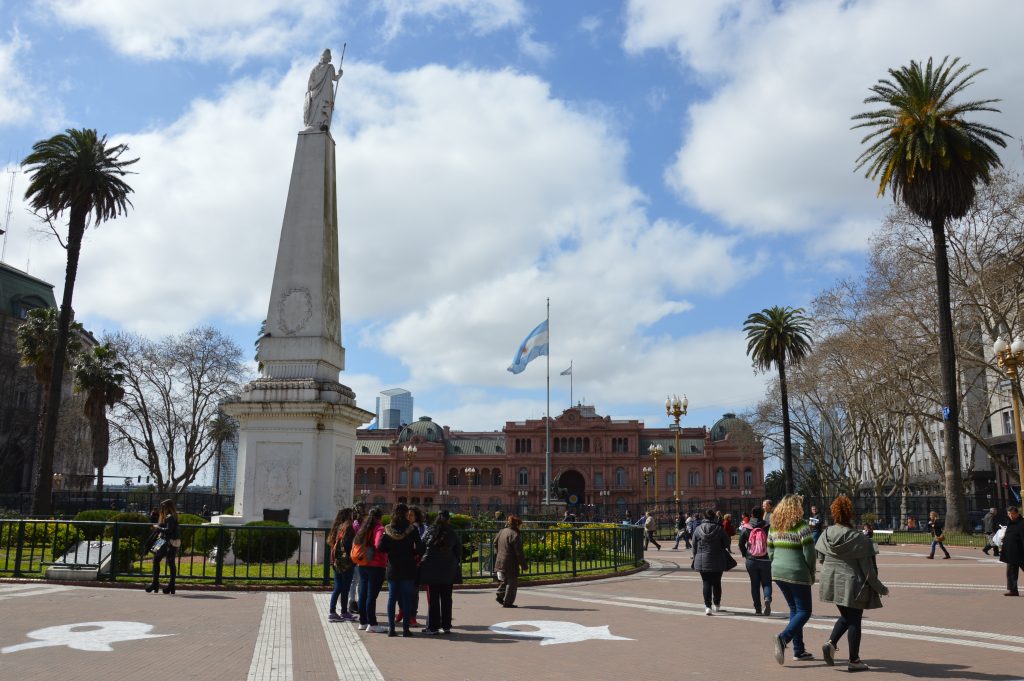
397,416 -> 445,443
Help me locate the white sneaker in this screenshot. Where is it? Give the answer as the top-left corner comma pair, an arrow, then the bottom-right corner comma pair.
705,607 -> 712,615
368,625 -> 388,633
712,605 -> 722,613
358,624 -> 367,630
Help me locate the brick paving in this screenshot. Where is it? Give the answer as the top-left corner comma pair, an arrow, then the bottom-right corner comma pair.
1,544 -> 1019,681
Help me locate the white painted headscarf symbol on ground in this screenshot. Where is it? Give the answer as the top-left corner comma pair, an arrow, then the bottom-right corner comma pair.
489,620 -> 633,646
1,621 -> 170,654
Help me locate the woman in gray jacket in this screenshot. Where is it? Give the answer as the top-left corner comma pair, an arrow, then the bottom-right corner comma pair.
692,508 -> 732,615
816,496 -> 888,673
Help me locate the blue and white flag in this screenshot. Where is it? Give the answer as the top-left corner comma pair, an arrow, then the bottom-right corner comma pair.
507,320 -> 549,374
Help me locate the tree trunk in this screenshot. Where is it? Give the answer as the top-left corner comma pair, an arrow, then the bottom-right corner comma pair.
92,410 -> 110,502
779,355 -> 795,494
931,216 -> 967,531
31,213 -> 85,516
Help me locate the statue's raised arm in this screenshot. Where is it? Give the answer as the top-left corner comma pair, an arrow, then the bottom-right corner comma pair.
303,49 -> 343,132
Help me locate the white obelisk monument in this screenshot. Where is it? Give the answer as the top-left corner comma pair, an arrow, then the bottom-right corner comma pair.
218,48 -> 373,528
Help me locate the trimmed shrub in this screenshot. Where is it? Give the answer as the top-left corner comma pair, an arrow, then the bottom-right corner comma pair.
105,512 -> 151,543
114,538 -> 142,573
73,510 -> 120,540
192,523 -> 233,557
233,521 -> 300,564
222,505 -> 234,515
177,513 -> 206,550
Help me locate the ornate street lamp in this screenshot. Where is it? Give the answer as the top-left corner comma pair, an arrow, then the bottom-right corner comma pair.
994,337 -> 1024,486
666,394 -> 688,512
359,489 -> 371,504
438,489 -> 449,509
642,466 -> 653,508
464,467 -> 477,511
648,444 -> 663,511
402,445 -> 417,503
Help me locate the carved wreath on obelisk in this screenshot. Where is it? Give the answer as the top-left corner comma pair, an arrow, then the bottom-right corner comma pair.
278,288 -> 313,335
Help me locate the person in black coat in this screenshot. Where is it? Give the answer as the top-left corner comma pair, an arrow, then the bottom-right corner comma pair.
692,508 -> 731,614
377,503 -> 424,637
417,510 -> 463,634
999,506 -> 1024,596
146,498 -> 180,594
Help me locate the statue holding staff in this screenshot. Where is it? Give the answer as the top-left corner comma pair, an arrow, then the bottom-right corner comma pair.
303,47 -> 345,132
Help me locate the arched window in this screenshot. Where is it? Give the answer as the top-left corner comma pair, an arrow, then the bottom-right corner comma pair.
412,468 -> 422,488
554,438 -> 561,453
448,468 -> 459,485
576,437 -> 583,452
593,471 -> 604,487
744,468 -> 753,488
378,468 -> 387,485
492,469 -> 502,486
584,437 -> 590,453
480,468 -> 491,486
398,468 -> 408,486
614,467 -> 627,487
688,470 -> 700,487
729,468 -> 739,489
666,471 -> 675,489
715,468 -> 725,489
518,468 -> 529,486
356,467 -> 365,484
425,468 -> 434,487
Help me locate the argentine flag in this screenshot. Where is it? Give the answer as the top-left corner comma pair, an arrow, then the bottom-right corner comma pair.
507,320 -> 549,374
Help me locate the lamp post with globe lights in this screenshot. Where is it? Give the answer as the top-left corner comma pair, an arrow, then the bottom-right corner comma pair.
994,337 -> 1024,485
642,466 -> 653,508
402,445 -> 417,503
464,467 -> 477,512
666,394 -> 688,512
648,444 -> 663,511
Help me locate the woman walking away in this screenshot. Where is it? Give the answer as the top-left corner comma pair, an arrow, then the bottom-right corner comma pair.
692,508 -> 731,615
146,499 -> 180,594
494,515 -> 529,607
327,508 -> 356,621
354,507 -> 388,633
397,505 -> 427,627
418,510 -> 463,634
378,503 -> 424,637
926,510 -> 951,559
739,506 -> 772,615
1000,506 -> 1023,596
817,495 -> 888,672
768,494 -> 816,665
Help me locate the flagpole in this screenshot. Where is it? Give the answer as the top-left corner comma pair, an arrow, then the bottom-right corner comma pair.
545,297 -> 551,506
570,360 -> 573,407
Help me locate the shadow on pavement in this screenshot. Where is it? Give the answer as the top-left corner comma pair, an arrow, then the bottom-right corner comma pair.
869,660 -> 1015,679
517,605 -> 597,612
176,593 -> 237,600
446,625 -> 525,644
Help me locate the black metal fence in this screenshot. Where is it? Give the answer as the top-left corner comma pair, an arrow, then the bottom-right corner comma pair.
0,518 -> 644,586
0,491 -> 234,517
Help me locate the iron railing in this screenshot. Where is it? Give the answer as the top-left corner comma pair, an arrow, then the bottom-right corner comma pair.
0,519 -> 644,585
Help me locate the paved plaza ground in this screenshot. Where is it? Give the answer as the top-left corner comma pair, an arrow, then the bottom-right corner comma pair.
0,543 -> 1019,681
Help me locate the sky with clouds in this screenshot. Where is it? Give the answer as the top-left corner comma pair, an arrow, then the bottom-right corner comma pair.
1,0 -> 1023,480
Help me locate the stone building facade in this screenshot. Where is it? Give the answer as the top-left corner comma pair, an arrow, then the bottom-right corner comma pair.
354,404 -> 764,516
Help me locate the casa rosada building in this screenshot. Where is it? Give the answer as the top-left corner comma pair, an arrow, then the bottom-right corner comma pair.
354,404 -> 764,515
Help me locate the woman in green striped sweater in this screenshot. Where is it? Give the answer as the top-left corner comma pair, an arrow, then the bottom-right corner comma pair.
768,494 -> 817,665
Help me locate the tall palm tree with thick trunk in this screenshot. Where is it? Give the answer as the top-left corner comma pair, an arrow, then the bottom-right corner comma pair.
744,306 -> 813,495
73,343 -> 125,502
22,129 -> 137,514
854,57 -> 1009,530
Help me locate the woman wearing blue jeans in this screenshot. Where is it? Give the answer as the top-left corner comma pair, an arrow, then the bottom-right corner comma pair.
354,507 -> 388,632
377,502 -> 424,637
327,508 -> 356,621
927,511 -> 951,559
767,494 -> 817,665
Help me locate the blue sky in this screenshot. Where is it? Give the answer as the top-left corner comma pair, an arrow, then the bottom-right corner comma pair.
1,1 -> 1023,482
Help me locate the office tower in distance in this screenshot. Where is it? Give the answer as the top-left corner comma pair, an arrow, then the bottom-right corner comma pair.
376,388 -> 413,429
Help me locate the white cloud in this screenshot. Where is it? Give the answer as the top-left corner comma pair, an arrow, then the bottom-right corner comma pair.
40,0 -> 338,62
0,30 -> 62,128
517,30 -> 553,63
373,0 -> 525,40
625,0 -> 1024,247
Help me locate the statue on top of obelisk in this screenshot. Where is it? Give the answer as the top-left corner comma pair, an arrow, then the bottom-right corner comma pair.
303,48 -> 344,132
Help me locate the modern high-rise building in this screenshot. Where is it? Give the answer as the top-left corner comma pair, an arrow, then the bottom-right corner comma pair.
376,388 -> 413,429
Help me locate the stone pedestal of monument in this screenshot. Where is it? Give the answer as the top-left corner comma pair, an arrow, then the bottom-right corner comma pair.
216,126 -> 372,529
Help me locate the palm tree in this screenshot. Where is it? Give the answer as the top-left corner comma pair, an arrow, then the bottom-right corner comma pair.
853,57 -> 1009,530
744,306 -> 813,494
73,344 -> 125,501
21,129 -> 137,514
206,410 -> 237,511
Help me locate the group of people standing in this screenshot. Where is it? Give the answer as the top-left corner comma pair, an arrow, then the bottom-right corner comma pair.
326,504 -> 530,636
688,494 -> 888,672
327,503 -> 461,635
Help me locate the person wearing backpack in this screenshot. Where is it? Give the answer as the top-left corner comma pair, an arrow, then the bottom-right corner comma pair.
377,503 -> 424,637
739,505 -> 772,615
352,507 -> 388,633
327,508 -> 356,621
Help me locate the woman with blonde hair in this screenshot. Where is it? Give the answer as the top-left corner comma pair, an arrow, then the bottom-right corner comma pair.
146,498 -> 180,594
768,494 -> 816,665
817,495 -> 888,672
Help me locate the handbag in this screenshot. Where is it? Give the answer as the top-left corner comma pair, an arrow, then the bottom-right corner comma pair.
150,538 -> 166,555
935,534 -> 945,543
724,552 -> 738,571
332,542 -> 353,572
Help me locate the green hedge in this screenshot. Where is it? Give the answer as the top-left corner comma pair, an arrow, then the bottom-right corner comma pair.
105,512 -> 151,543
192,523 -> 233,556
73,510 -> 121,540
114,538 -> 142,572
233,521 -> 300,563
0,522 -> 84,558
177,513 -> 205,549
